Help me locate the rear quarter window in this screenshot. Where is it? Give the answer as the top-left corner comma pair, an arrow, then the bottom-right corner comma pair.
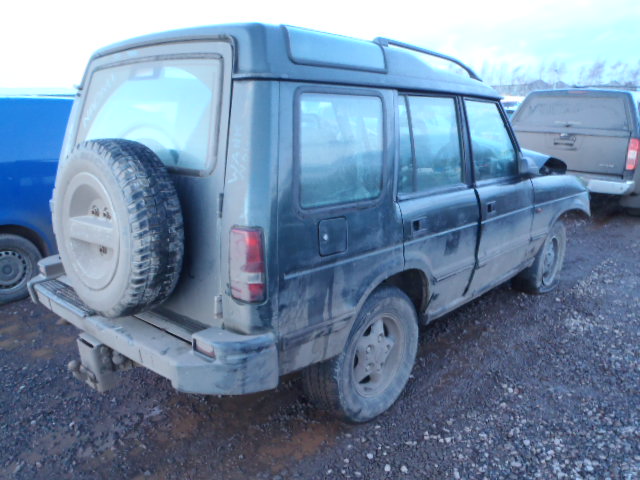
515,94 -> 630,130
297,92 -> 384,209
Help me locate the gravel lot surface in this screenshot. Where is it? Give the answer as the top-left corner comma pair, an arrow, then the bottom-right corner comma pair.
1,199 -> 639,479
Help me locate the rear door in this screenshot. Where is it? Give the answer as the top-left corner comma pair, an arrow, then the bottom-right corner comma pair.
464,99 -> 533,295
396,94 -> 480,318
513,91 -> 632,177
276,83 -> 404,365
75,40 -> 233,326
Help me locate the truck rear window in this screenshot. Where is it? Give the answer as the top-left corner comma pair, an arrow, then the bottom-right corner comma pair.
78,57 -> 222,172
515,94 -> 629,131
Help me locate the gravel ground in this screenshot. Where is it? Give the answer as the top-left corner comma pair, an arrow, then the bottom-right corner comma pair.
1,199 -> 639,480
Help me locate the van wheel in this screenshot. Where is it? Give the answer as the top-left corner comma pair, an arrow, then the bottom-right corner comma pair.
302,286 -> 418,423
625,208 -> 640,217
0,234 -> 41,304
52,139 -> 184,317
513,220 -> 566,294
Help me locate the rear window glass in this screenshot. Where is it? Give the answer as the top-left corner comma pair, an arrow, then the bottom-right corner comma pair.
298,93 -> 384,208
515,94 -> 629,130
78,57 -> 222,172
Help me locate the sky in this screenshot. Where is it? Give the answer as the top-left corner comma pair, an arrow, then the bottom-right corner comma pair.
1,0 -> 638,89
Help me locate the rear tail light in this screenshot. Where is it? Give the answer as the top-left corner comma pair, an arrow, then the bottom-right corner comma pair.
193,339 -> 216,359
626,138 -> 639,171
229,227 -> 265,303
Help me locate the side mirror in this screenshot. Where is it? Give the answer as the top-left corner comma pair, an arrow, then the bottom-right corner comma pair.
519,154 -> 540,178
519,149 -> 567,177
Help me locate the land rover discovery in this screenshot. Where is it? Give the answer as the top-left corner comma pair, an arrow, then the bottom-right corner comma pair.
29,24 -> 589,422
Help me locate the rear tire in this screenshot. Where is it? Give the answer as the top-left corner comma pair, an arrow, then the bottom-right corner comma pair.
0,234 -> 41,304
52,139 -> 184,317
513,220 -> 566,294
302,286 -> 419,423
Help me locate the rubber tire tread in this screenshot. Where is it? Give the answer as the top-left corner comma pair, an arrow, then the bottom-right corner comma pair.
0,234 -> 41,304
302,286 -> 418,423
512,220 -> 566,295
55,139 -> 183,317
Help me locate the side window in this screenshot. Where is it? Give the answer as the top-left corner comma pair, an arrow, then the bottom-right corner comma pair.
398,98 -> 413,193
465,100 -> 518,181
298,93 -> 383,208
398,95 -> 463,195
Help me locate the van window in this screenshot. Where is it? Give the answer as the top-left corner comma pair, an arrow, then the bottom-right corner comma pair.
398,95 -> 463,194
515,94 -> 629,130
298,93 -> 383,208
78,57 -> 222,172
465,100 -> 518,181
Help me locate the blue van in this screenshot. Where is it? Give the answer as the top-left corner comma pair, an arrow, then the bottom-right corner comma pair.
0,96 -> 73,303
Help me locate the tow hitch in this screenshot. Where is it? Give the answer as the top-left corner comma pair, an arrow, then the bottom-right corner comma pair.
68,333 -> 135,392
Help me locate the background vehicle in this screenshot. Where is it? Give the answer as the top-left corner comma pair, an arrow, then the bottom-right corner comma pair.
0,95 -> 73,303
512,88 -> 640,213
501,95 -> 524,118
29,24 -> 588,422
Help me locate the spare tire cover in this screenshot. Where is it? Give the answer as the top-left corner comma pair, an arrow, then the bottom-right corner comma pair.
53,139 -> 184,317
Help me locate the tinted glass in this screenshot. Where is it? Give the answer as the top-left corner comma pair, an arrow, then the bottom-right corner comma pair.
299,93 -> 383,208
79,58 -> 222,171
515,94 -> 629,130
397,99 -> 413,193
465,100 -> 517,181
398,96 -> 463,194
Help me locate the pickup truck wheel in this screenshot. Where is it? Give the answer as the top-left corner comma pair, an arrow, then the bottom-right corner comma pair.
52,139 -> 184,317
0,234 -> 41,304
513,220 -> 566,294
302,286 -> 418,423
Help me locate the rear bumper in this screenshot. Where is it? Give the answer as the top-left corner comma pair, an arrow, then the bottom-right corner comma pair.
569,171 -> 635,195
586,179 -> 635,195
28,261 -> 278,395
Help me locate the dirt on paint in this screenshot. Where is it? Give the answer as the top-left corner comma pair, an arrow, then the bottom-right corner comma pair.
1,197 -> 639,479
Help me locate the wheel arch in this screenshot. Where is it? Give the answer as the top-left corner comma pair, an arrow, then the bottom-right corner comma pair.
556,205 -> 591,224
350,267 -> 431,328
0,224 -> 49,256
380,268 -> 430,318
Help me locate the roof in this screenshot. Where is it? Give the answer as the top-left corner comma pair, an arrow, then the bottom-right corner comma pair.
88,23 -> 499,99
527,88 -> 640,100
0,87 -> 75,99
0,95 -> 73,103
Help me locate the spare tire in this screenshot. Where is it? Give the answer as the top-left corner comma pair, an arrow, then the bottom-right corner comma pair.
52,139 -> 184,317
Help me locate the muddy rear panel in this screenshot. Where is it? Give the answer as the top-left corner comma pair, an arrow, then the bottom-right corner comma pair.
62,40 -> 234,328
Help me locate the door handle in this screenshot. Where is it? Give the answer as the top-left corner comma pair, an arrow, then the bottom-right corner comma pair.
486,201 -> 497,215
412,217 -> 428,232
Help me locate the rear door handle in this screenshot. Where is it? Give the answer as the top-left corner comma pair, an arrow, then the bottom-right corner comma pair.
486,201 -> 497,215
412,217 -> 429,232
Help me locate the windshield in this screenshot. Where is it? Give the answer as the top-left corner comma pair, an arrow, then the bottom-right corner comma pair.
78,57 -> 222,172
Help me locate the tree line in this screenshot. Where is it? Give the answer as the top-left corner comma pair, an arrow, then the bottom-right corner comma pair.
480,59 -> 640,95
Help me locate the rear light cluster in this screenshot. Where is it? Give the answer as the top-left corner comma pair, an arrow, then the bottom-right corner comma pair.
626,138 -> 639,171
229,227 -> 265,303
193,339 -> 216,359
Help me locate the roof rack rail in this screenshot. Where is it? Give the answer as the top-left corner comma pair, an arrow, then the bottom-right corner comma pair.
373,37 -> 482,81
